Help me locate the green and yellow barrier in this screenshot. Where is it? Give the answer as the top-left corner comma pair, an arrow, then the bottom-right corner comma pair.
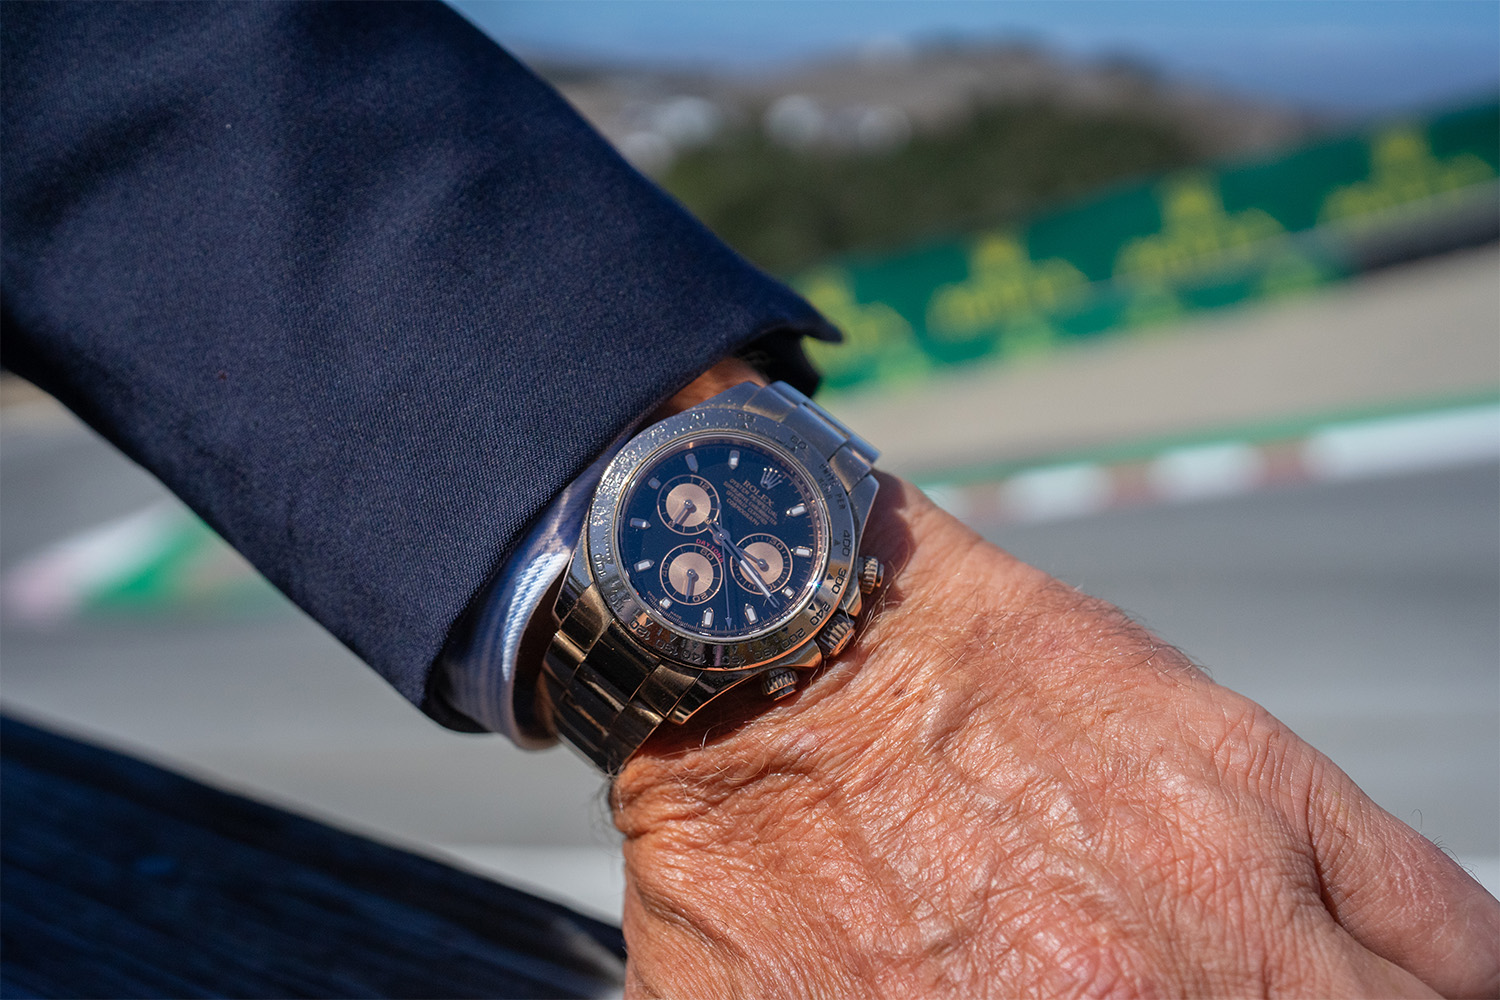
797,102 -> 1499,393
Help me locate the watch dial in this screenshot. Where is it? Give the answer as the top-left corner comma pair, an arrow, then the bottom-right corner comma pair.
616,435 -> 827,640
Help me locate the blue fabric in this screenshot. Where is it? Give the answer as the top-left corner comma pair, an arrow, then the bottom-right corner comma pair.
1,714 -> 629,995
435,430 -> 631,746
1,1 -> 834,721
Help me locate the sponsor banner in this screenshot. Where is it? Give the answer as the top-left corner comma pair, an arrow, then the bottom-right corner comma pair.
796,102 -> 1499,393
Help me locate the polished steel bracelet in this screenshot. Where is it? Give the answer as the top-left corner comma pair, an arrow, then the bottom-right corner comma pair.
539,381 -> 879,775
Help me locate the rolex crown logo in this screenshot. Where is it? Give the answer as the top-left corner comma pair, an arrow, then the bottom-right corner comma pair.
759,467 -> 784,490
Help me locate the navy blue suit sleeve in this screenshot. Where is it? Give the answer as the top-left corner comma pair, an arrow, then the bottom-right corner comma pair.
1,1 -> 836,718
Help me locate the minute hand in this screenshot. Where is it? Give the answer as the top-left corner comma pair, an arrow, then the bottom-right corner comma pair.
709,522 -> 774,600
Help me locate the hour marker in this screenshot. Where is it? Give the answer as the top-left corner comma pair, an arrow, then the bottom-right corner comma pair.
648,477 -> 661,490
685,452 -> 699,473
701,609 -> 714,627
793,545 -> 812,557
787,503 -> 807,517
728,450 -> 740,470
744,605 -> 758,624
782,586 -> 795,598
630,518 -> 651,529
634,559 -> 653,571
658,597 -> 673,609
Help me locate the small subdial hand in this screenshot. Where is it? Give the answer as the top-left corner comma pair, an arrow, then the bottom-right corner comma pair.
671,498 -> 697,529
662,545 -> 720,604
740,556 -> 774,600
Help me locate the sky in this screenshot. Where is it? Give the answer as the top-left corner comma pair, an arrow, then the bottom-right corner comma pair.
450,1 -> 1500,115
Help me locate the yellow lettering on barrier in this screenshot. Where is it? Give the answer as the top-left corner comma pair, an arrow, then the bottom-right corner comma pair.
1257,250 -> 1331,299
1114,176 -> 1284,284
1319,127 -> 1494,227
1121,286 -> 1184,330
797,268 -> 924,383
926,234 -> 1086,346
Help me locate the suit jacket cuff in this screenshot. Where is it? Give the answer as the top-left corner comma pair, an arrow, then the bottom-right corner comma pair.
427,329 -> 825,743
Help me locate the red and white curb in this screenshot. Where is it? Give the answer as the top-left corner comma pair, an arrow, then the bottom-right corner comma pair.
1,504 -> 187,624
921,402 -> 1500,525
4,403 -> 1496,624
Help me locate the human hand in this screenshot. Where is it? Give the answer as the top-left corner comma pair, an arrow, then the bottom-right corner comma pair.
612,473 -> 1500,998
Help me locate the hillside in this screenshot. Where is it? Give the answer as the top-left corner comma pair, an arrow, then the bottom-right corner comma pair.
540,43 -> 1320,273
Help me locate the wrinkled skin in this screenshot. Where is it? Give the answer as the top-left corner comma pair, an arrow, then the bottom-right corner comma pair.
611,364 -> 1500,999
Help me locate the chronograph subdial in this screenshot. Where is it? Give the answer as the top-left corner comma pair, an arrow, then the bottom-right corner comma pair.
656,475 -> 718,534
729,533 -> 794,595
660,544 -> 722,605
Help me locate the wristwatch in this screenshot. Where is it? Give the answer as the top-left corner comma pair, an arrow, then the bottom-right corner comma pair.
539,380 -> 885,774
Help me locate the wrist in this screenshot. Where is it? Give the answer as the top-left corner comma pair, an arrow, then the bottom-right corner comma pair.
649,356 -> 767,422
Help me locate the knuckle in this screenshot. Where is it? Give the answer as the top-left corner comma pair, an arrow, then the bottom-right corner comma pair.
1204,695 -> 1299,794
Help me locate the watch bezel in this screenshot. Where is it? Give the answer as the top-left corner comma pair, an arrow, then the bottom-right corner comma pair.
587,404 -> 858,671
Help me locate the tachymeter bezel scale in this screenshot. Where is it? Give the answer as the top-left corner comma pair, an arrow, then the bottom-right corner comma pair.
588,405 -> 858,672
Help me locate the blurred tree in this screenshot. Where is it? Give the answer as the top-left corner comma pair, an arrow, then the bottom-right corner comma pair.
661,102 -> 1199,275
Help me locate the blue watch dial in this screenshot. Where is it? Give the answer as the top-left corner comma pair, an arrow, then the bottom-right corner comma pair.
616,434 -> 826,641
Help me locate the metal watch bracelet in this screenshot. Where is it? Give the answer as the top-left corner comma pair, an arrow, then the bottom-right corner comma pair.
539,381 -> 879,775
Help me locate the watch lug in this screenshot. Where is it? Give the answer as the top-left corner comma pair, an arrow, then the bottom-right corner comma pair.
849,474 -> 879,543
555,535 -> 594,620
840,582 -> 863,618
783,635 -> 824,670
666,674 -> 718,724
702,381 -> 761,408
666,669 -> 751,724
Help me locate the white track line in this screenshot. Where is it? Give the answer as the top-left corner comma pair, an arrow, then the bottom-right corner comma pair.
2,503 -> 184,624
1302,404 -> 1500,482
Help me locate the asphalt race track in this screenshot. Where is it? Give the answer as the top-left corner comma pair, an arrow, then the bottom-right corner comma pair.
2,401 -> 1495,919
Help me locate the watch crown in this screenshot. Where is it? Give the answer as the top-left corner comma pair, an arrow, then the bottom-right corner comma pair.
761,668 -> 799,700
859,556 -> 886,595
815,610 -> 856,659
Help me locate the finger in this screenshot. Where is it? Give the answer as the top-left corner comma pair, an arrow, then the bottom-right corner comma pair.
1257,881 -> 1440,998
1333,933 -> 1443,999
1306,756 -> 1500,998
